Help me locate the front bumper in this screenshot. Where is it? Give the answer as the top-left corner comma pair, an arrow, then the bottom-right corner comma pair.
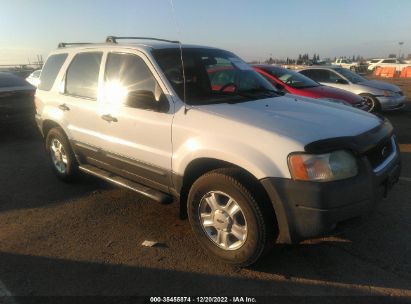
377,95 -> 406,111
261,139 -> 401,244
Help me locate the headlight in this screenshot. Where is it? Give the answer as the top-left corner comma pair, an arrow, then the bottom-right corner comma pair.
319,98 -> 352,107
383,90 -> 399,97
288,150 -> 358,182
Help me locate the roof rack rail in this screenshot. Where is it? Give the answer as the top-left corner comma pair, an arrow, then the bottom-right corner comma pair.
58,42 -> 94,48
106,36 -> 180,44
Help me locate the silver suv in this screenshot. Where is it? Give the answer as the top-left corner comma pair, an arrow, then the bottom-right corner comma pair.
35,36 -> 401,266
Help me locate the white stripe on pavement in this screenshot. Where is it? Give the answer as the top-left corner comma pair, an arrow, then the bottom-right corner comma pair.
400,176 -> 411,182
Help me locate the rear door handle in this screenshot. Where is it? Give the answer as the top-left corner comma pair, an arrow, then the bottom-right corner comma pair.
101,114 -> 118,123
58,104 -> 70,111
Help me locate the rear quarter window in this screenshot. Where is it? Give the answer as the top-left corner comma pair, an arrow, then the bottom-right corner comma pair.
65,52 -> 102,99
38,53 -> 68,91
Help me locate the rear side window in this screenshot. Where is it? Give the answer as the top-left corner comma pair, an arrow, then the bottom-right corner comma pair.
38,53 -> 68,91
65,52 -> 102,99
299,70 -> 319,81
300,69 -> 339,83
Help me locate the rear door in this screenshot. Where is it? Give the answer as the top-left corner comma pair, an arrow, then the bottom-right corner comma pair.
57,51 -> 107,161
97,51 -> 173,192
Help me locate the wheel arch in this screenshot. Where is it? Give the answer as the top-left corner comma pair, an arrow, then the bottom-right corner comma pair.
42,119 -> 64,138
176,158 -> 278,230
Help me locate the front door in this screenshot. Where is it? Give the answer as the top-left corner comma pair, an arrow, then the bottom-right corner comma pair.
97,51 -> 174,192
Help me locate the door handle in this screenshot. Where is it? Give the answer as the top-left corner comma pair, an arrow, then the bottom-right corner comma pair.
58,104 -> 70,111
101,114 -> 118,123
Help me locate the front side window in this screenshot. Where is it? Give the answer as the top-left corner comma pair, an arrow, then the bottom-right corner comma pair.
334,68 -> 366,83
38,53 -> 68,91
65,52 -> 102,99
104,53 -> 167,111
152,48 -> 278,105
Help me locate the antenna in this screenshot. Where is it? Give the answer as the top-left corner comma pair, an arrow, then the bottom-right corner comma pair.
169,0 -> 188,114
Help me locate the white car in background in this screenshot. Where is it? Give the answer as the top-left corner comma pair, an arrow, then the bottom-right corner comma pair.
367,58 -> 383,68
26,69 -> 42,87
367,59 -> 410,72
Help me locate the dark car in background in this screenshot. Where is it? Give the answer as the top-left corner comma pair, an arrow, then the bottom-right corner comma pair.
253,65 -> 369,111
0,72 -> 36,124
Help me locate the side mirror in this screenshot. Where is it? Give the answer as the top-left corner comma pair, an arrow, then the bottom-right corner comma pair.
127,90 -> 169,112
336,78 -> 348,85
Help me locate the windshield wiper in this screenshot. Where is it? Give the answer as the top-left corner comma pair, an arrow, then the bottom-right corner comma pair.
209,87 -> 283,104
236,87 -> 283,97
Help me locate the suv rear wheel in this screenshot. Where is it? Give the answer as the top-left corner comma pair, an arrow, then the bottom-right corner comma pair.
187,168 -> 276,266
46,127 -> 79,181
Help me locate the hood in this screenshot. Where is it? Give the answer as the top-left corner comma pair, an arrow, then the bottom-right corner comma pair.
195,95 -> 382,146
301,85 -> 363,104
357,80 -> 401,92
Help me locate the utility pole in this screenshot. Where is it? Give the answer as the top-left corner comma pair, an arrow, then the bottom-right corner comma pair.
398,42 -> 404,59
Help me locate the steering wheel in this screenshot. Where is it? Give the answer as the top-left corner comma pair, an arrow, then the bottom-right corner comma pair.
219,82 -> 237,92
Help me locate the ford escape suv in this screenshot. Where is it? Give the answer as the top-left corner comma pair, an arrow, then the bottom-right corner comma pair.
35,36 -> 401,266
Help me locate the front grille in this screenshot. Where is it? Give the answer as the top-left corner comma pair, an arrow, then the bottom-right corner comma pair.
365,137 -> 394,169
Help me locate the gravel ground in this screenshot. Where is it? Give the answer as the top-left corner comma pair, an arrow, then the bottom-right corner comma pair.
0,79 -> 411,302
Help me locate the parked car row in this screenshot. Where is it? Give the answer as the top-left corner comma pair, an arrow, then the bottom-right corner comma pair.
30,37 -> 401,266
2,58 -> 405,128
252,65 -> 368,110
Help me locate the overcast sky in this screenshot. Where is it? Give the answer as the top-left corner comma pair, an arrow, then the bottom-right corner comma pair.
1,0 -> 410,64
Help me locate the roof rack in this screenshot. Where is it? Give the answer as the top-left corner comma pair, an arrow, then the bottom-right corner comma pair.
58,42 -> 93,48
106,36 -> 180,44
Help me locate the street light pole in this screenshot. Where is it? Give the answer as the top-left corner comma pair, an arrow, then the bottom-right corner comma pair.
398,42 -> 404,59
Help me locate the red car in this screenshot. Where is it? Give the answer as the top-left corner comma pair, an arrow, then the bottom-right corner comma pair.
253,65 -> 369,111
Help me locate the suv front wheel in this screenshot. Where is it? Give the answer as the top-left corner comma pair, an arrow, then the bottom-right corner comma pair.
187,168 -> 276,266
46,127 -> 79,181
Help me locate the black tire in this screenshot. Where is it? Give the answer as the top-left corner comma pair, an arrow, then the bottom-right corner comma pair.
45,127 -> 79,182
187,168 -> 277,267
360,93 -> 381,112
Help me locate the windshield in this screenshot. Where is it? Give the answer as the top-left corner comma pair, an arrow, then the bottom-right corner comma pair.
334,67 -> 367,83
263,66 -> 320,88
152,48 -> 278,105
